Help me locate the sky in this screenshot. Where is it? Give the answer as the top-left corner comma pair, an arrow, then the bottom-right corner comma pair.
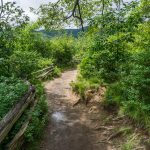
3,0 -> 58,21
3,0 -> 131,22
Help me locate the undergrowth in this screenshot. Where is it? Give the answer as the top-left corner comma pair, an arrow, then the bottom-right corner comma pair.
0,77 -> 28,120
71,74 -> 101,100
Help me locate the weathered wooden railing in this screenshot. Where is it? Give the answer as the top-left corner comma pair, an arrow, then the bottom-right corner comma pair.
0,86 -> 36,150
0,65 -> 54,149
32,65 -> 54,80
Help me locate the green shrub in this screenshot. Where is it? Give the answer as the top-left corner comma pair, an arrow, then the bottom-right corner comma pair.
50,35 -> 76,67
0,77 -> 28,120
80,33 -> 130,83
33,37 -> 52,58
71,75 -> 101,99
9,51 -> 40,78
105,22 -> 150,129
37,58 -> 54,69
24,83 -> 48,142
24,95 -> 48,142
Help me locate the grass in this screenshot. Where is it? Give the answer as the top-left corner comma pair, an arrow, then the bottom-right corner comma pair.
70,75 -> 101,100
121,133 -> 140,150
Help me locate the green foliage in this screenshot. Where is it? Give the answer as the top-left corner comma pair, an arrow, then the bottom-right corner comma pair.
0,2 -> 29,30
23,82 -> 48,142
25,95 -> 48,142
50,35 -> 76,67
0,1 -> 29,59
74,0 -> 150,131
79,1 -> 140,84
36,0 -> 117,30
1,0 -> 150,147
0,22 -> 78,77
105,22 -> 150,129
80,33 -> 129,83
0,82 -> 48,149
0,77 -> 28,120
0,0 -> 78,148
74,31 -> 95,64
9,51 -> 40,78
71,75 -> 101,99
121,134 -> 140,150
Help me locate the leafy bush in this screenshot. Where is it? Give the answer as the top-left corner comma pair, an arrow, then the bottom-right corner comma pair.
0,77 -> 28,120
24,82 -> 48,142
50,35 -> 76,67
33,36 -> 52,58
80,34 -> 129,83
0,2 -> 79,148
9,51 -> 40,78
25,95 -> 48,142
105,22 -> 150,129
37,58 -> 53,69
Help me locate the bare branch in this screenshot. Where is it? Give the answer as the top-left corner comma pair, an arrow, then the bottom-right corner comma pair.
64,13 -> 73,21
65,0 -> 84,31
76,1 -> 84,31
101,0 -> 105,31
72,0 -> 79,15
52,0 -> 61,7
0,0 -> 4,19
64,0 -> 79,20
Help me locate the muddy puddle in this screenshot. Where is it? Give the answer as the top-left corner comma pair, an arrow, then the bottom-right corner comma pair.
51,112 -> 67,123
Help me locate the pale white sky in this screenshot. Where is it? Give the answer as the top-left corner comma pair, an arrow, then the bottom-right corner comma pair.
3,0 -> 58,21
3,0 -> 131,22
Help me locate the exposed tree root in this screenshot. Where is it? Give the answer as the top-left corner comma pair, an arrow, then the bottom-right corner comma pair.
73,98 -> 82,107
95,140 -> 112,145
94,126 -> 114,131
133,147 -> 145,150
112,115 -> 125,121
107,130 -> 124,141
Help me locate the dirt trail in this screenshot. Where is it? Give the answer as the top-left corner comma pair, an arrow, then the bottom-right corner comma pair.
39,70 -> 113,150
38,70 -> 148,150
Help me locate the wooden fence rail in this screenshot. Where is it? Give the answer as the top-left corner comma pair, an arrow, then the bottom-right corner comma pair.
37,67 -> 54,79
32,65 -> 54,80
32,65 -> 54,75
6,97 -> 38,150
0,65 -> 54,149
0,86 -> 35,145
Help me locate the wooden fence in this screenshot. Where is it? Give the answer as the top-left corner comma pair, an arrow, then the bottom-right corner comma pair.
32,65 -> 54,80
0,65 -> 54,149
0,86 -> 35,149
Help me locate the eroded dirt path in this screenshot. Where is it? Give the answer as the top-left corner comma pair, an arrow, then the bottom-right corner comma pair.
38,70 -> 148,150
39,70 -> 114,150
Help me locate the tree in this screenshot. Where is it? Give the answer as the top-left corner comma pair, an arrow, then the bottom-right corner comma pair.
0,1 -> 29,57
0,1 -> 29,76
0,1 -> 29,30
34,0 -> 113,31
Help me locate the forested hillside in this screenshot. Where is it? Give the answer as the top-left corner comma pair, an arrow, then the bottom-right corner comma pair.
0,0 -> 150,149
37,28 -> 85,38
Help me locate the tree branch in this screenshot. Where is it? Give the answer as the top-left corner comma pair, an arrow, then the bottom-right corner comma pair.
76,2 -> 84,31
102,0 -> 105,28
63,0 -> 84,31
52,0 -> 61,7
0,0 -> 4,19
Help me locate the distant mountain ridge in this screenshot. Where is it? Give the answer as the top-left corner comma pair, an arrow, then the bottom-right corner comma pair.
37,28 -> 84,38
